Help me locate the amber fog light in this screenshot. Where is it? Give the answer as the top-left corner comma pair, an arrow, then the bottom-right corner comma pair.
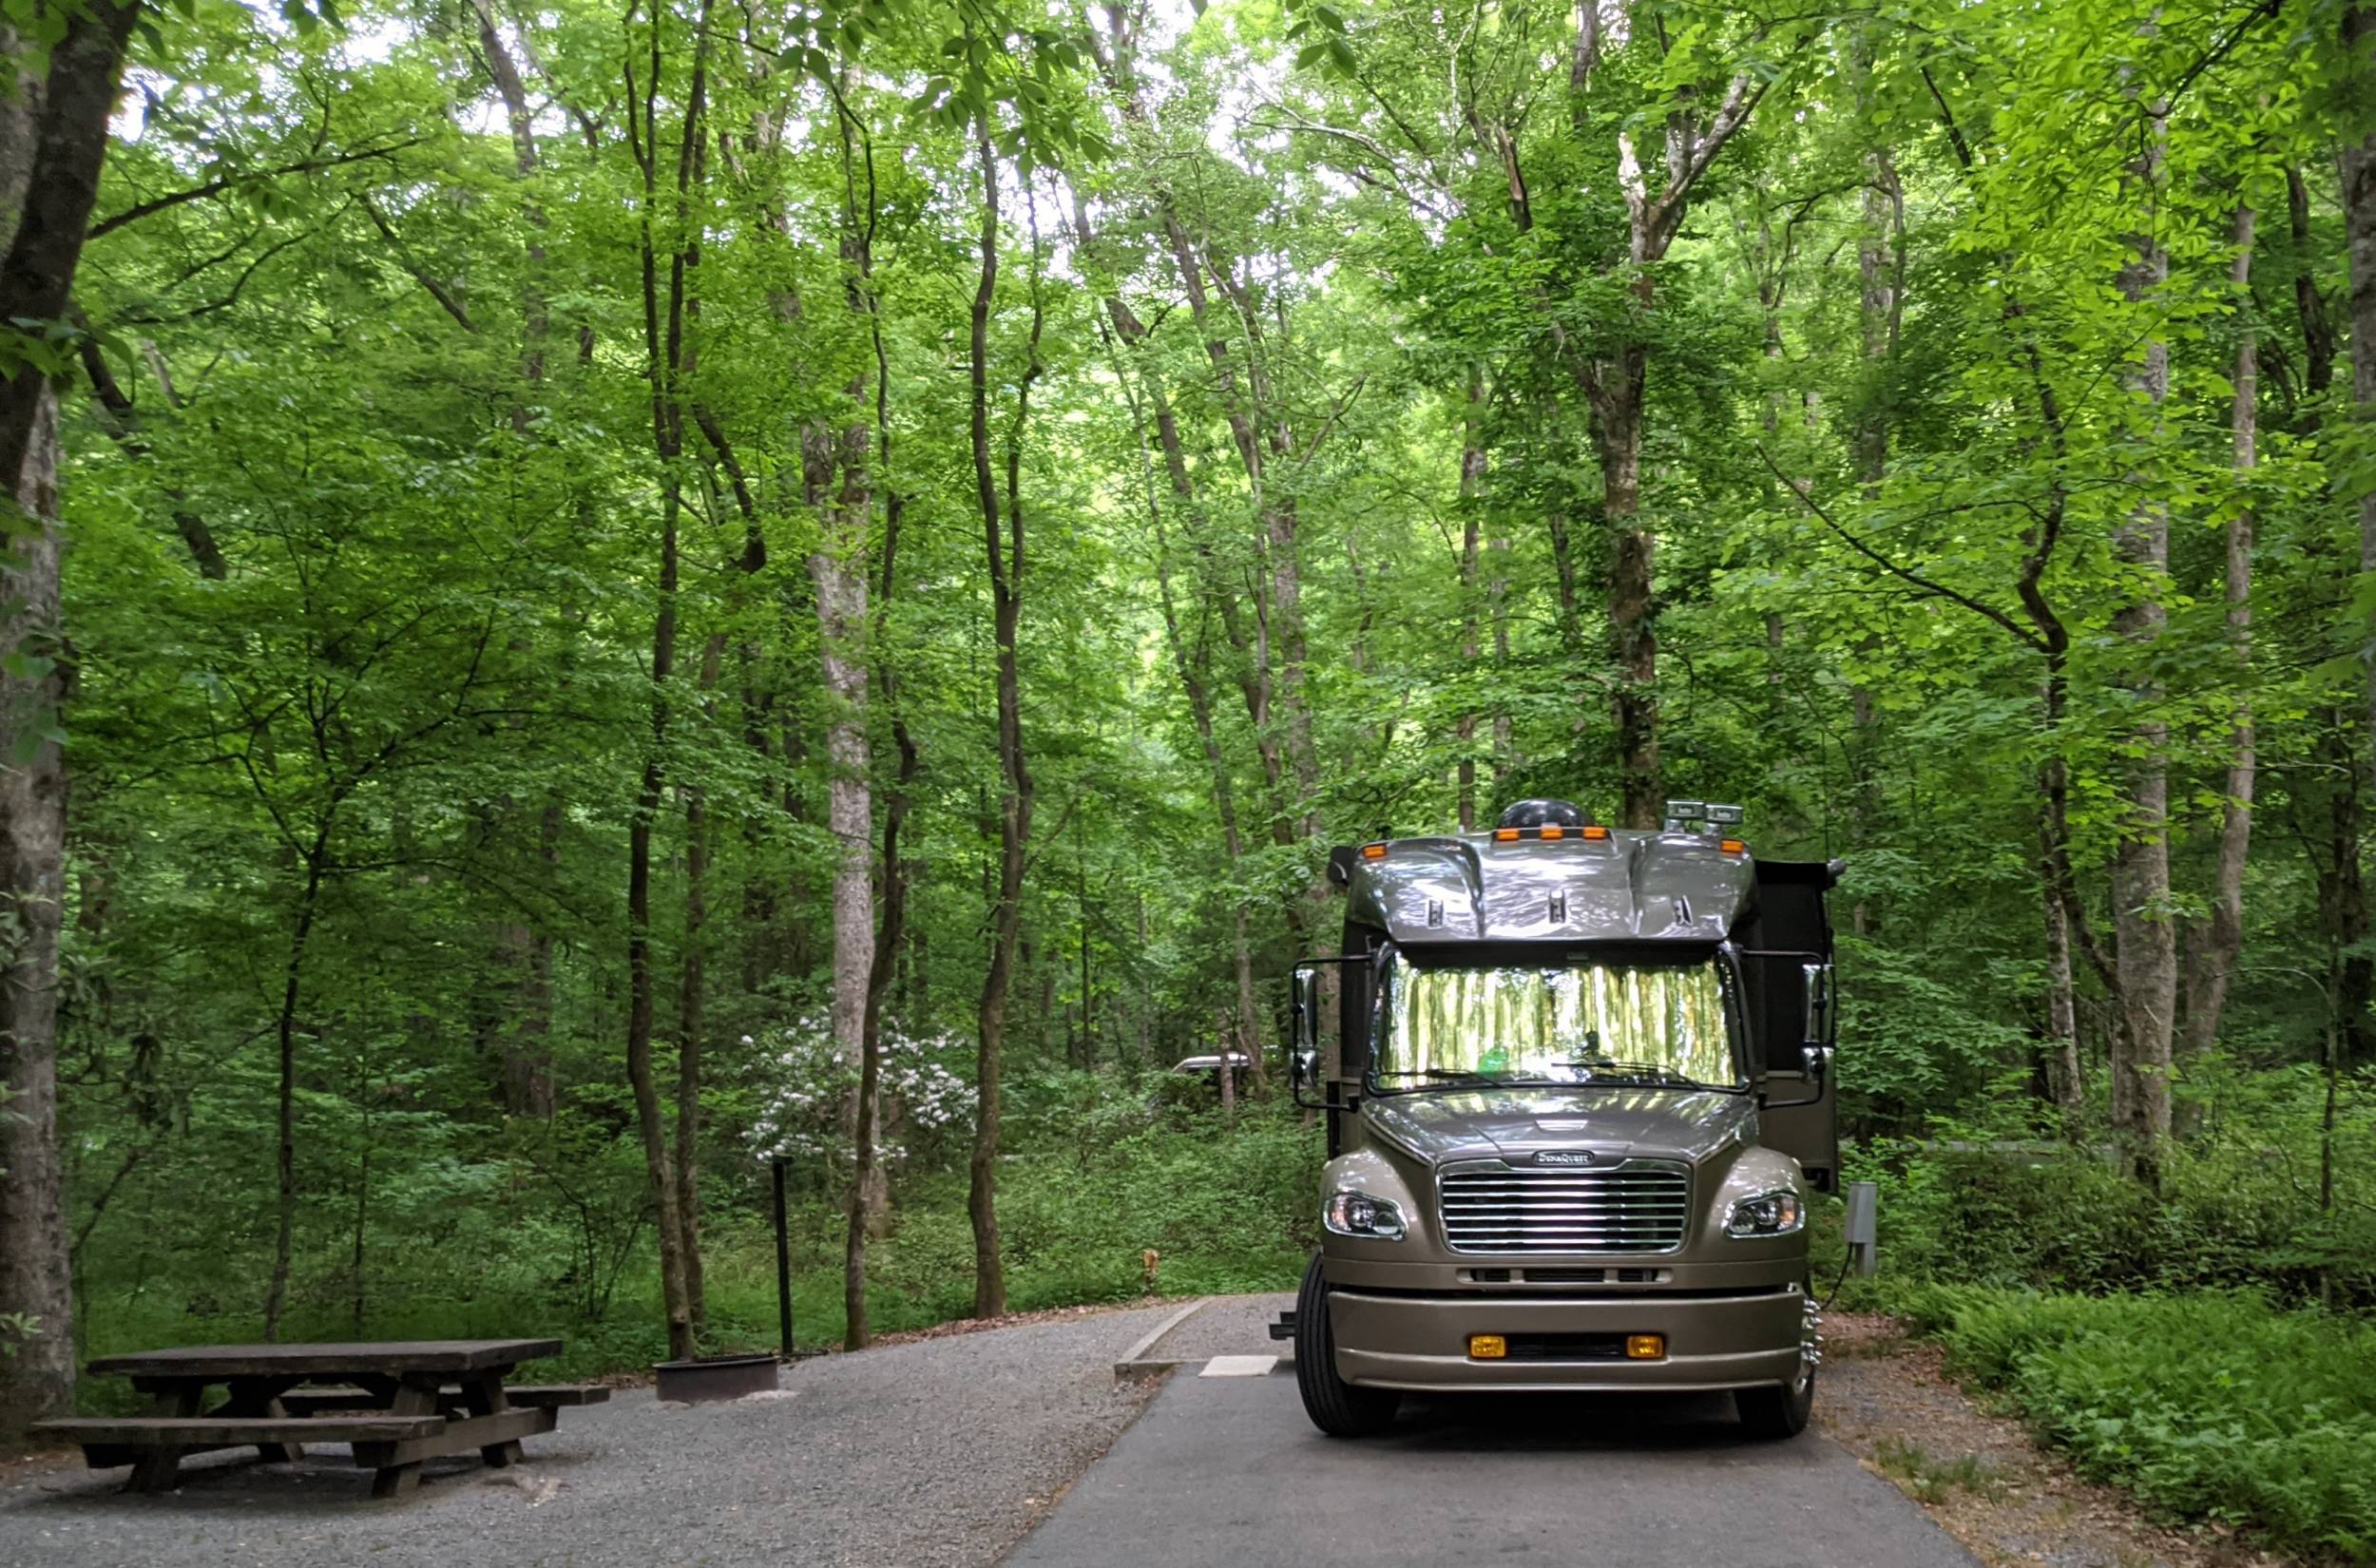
1625,1334 -> 1665,1360
1467,1334 -> 1507,1359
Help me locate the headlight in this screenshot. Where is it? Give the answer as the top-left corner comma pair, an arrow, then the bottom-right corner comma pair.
1724,1188 -> 1804,1239
1323,1188 -> 1408,1241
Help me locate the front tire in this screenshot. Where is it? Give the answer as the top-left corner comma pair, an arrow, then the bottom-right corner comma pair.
1294,1252 -> 1401,1437
1734,1363 -> 1815,1439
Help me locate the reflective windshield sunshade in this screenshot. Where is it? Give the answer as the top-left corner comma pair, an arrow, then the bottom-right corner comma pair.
1379,960 -> 1734,1088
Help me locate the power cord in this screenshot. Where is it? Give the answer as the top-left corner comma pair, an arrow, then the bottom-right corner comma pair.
1816,1244 -> 1854,1311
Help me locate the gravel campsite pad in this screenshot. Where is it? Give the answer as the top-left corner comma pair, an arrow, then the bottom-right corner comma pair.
0,1303 -> 1179,1568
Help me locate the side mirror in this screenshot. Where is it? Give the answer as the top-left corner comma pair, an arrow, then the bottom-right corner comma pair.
1288,963 -> 1325,1109
1801,961 -> 1835,1048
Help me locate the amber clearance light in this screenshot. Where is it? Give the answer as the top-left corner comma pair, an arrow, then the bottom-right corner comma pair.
1467,1334 -> 1507,1360
1625,1334 -> 1666,1360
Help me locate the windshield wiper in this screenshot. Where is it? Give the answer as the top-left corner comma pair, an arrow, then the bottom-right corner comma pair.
1553,1059 -> 1705,1087
1376,1069 -> 1585,1092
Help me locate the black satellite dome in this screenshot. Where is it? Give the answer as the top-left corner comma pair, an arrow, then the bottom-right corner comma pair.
1496,798 -> 1591,830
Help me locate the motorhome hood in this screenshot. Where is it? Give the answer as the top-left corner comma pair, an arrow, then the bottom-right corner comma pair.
1364,1088 -> 1753,1165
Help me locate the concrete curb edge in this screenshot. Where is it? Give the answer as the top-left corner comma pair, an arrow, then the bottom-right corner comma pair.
1110,1298 -> 1211,1385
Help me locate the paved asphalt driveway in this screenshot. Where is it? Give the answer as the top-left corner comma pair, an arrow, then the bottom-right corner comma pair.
1004,1366 -> 1982,1568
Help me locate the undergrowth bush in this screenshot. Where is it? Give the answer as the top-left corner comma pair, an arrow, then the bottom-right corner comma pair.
1901,1287 -> 2376,1562
1845,1063 -> 2376,1306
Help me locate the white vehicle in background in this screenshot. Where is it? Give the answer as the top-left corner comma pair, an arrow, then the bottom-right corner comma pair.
1167,1050 -> 1252,1089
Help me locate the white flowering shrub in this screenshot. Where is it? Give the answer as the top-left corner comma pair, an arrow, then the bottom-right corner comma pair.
746,1014 -> 972,1172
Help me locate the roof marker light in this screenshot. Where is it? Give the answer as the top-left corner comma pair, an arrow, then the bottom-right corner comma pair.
1361,843 -> 1388,860
1540,824 -> 1564,840
1719,838 -> 1747,855
1582,826 -> 1610,841
1493,828 -> 1521,842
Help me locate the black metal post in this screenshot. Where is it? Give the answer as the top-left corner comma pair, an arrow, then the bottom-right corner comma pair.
772,1158 -> 794,1358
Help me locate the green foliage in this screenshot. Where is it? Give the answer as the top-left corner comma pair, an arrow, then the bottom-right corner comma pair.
1844,1064 -> 2376,1304
1868,1436 -> 2006,1505
1905,1288 -> 2376,1561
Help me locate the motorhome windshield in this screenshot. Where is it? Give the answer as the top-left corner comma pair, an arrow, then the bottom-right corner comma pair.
1373,955 -> 1741,1092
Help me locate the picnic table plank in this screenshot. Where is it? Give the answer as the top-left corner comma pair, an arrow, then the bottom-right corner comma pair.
281,1382 -> 608,1415
34,1415 -> 444,1444
87,1340 -> 563,1379
352,1405 -> 556,1470
64,1340 -> 576,1498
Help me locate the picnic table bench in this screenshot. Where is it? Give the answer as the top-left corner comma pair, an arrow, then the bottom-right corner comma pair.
32,1339 -> 607,1499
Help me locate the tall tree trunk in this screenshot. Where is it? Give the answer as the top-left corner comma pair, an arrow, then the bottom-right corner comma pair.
2347,3 -> 2376,791
2299,138 -> 2369,1060
1457,365 -> 1485,832
969,132 -> 1039,1319
1587,75 -> 1767,826
469,0 -> 548,399
2041,815 -> 2084,1126
848,707 -> 913,1348
673,632 -> 726,1345
847,231 -> 905,1346
626,480 -> 693,1362
1848,115 -> 1902,934
0,0 -> 140,1439
2313,723 -> 2375,1061
0,381 -> 73,1425
812,488 -> 875,1334
2109,91 -> 2175,1177
809,76 -> 892,1348
1488,523 -> 1511,788
472,0 -> 559,1119
2181,203 -> 2257,1060
623,0 -> 712,1363
2289,165 -> 2338,403
1593,345 -> 1658,828
262,841 -> 328,1340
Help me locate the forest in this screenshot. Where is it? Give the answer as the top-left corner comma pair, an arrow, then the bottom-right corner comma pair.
1,0 -> 2374,1549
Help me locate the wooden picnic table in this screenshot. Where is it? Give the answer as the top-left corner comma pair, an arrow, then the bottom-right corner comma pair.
36,1339 -> 606,1499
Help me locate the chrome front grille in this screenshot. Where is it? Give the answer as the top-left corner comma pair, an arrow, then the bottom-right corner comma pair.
1436,1161 -> 1690,1254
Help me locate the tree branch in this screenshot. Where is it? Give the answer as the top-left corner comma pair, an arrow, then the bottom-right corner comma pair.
1921,67 -> 1975,170
1757,445 -> 2046,651
1664,69 -> 1769,215
88,138 -> 425,240
354,194 -> 477,333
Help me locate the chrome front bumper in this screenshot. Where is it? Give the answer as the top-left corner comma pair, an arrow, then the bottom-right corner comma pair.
1328,1285 -> 1810,1393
